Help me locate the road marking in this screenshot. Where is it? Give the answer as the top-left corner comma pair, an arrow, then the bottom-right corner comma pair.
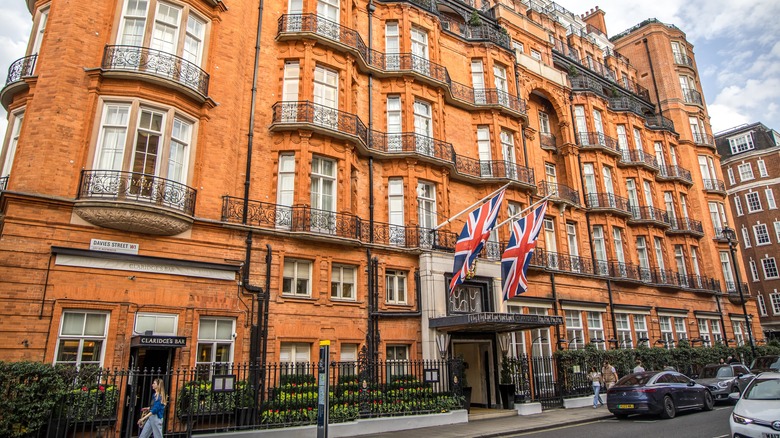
509,421 -> 605,435
711,435 -> 729,438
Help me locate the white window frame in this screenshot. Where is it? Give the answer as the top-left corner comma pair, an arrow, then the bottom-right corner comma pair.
746,192 -> 762,213
738,163 -> 754,182
280,342 -> 312,374
770,292 -> 780,315
750,260 -> 760,281
417,180 -> 437,230
539,111 -> 550,134
1,111 -> 24,178
283,258 -> 312,296
54,311 -> 109,367
775,221 -> 780,243
615,314 -> 632,348
659,316 -> 674,348
757,159 -> 768,177
633,314 -> 648,344
388,177 -> 405,245
757,294 -> 768,317
134,312 -> 178,335
586,312 -> 605,350
762,257 -> 779,279
196,317 -> 235,376
729,133 -> 755,154
742,226 -> 752,248
697,319 -> 711,346
674,317 -> 687,341
31,6 -> 49,55
711,319 -> 723,344
767,189 -> 777,209
734,196 -> 743,216
564,310 -> 584,350
727,168 -> 735,185
754,223 -> 771,246
331,264 -> 356,300
386,345 -> 410,377
385,269 -> 407,304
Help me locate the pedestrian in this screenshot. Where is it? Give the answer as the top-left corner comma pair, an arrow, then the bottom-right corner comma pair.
601,361 -> 618,389
138,378 -> 166,438
729,355 -> 741,364
588,366 -> 604,408
633,359 -> 645,373
719,358 -> 725,364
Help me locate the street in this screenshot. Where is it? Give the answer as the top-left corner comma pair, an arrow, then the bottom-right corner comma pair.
509,405 -> 733,438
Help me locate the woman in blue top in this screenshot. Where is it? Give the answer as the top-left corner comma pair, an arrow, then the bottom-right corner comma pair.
138,378 -> 167,438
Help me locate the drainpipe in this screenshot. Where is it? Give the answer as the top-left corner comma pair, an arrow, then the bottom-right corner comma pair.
715,293 -> 727,345
367,0 -> 375,241
642,38 -> 663,115
515,69 -> 530,170
550,273 -> 561,344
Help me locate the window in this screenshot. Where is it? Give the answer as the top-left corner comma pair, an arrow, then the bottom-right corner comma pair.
616,125 -> 628,150
566,222 -> 579,264
281,62 -> 300,120
615,314 -> 632,348
539,111 -> 550,134
339,344 -> 358,376
742,227 -> 752,248
477,126 -> 492,176
654,236 -> 666,271
763,258 -> 779,279
1,111 -> 24,178
592,226 -> 607,275
721,251 -> 735,291
196,318 -> 235,378
386,345 -> 409,377
709,201 -> 727,231
746,192 -> 762,212
313,66 -> 339,127
310,156 -> 336,231
698,319 -> 711,346
734,196 -> 743,216
410,26 -> 428,75
632,127 -> 643,149
767,189 -> 777,209
587,312 -> 604,349
388,178 -> 405,245
711,319 -> 723,344
386,96 -> 402,151
727,168 -> 735,185
93,102 -> 194,187
471,60 -> 485,103
771,292 -> 780,315
385,22 -> 399,69
55,311 -> 108,366
738,163 -> 754,181
637,237 -> 651,281
544,217 -> 558,268
758,159 -> 768,177
775,221 -> 780,243
593,110 -> 605,145
691,247 -> 702,286
757,294 -> 768,316
574,106 -> 587,140
283,259 -> 312,296
30,6 -> 49,54
633,314 -> 648,344
531,49 -> 542,61
583,163 -> 596,195
417,181 -> 437,231
755,224 -> 771,245
386,270 -> 407,304
135,313 -> 177,335
674,317 -> 687,341
512,40 -> 524,57
698,155 -> 718,185
277,154 -> 295,227
732,319 -> 745,346
500,130 -> 516,173
729,133 -> 755,154
413,100 -> 433,155
493,64 -> 509,101
526,307 -> 552,356
564,310 -> 584,350
659,316 -> 674,348
613,227 -> 626,275
674,245 -> 687,285
750,260 -> 760,281
331,264 -> 356,300
280,342 -> 311,374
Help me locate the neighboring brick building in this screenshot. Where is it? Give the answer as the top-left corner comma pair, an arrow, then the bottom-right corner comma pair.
0,0 -> 760,415
717,122 -> 780,340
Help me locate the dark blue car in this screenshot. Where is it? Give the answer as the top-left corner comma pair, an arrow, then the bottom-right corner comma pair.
606,371 -> 714,419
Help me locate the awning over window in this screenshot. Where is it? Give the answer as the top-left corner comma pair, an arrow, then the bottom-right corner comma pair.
429,312 -> 563,333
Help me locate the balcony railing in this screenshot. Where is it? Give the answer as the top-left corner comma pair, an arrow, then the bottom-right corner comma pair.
0,176 -> 7,191
277,14 -> 526,115
439,16 -> 512,50
651,267 -> 682,287
692,132 -> 714,147
452,155 -> 535,186
273,100 -> 369,140
540,133 -> 557,151
369,131 -> 455,163
673,53 -> 694,68
702,178 -> 726,193
576,131 -> 620,154
569,75 -> 606,95
77,170 -> 197,216
608,97 -> 646,116
377,0 -> 437,13
537,181 -> 580,206
4,54 -> 38,85
102,45 -> 210,96
608,260 -> 653,282
645,115 -> 675,132
620,149 -> 659,170
628,205 -> 669,225
682,88 -> 703,105
584,192 -> 631,214
657,165 -> 693,184
666,217 -> 704,235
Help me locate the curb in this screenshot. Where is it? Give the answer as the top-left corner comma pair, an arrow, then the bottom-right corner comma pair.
471,413 -> 615,438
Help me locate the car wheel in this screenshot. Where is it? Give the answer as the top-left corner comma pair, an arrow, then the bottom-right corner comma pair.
659,395 -> 676,419
702,391 -> 714,411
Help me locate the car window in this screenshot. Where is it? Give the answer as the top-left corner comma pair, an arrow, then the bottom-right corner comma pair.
717,367 -> 734,378
734,366 -> 749,375
673,374 -> 691,384
700,366 -> 722,378
773,358 -> 780,370
616,373 -> 657,386
743,378 -> 780,400
655,374 -> 674,384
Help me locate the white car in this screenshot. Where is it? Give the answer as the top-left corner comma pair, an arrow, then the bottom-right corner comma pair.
729,371 -> 780,438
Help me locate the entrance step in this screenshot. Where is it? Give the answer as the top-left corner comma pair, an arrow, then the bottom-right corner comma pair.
468,407 -> 518,421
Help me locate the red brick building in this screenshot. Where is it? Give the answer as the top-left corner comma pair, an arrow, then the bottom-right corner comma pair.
0,0 -> 760,412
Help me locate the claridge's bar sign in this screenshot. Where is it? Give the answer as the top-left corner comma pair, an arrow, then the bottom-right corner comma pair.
131,336 -> 187,347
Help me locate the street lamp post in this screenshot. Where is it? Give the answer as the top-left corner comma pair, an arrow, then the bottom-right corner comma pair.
721,227 -> 757,358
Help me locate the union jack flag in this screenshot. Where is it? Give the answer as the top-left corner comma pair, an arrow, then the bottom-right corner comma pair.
501,201 -> 547,300
448,189 -> 506,295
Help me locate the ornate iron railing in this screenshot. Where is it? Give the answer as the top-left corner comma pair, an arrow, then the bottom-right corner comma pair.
540,133 -> 556,151
272,100 -> 369,141
376,0 -> 438,12
584,192 -> 631,214
702,178 -> 726,193
658,165 -> 693,184
628,205 -> 669,225
620,149 -> 659,169
537,181 -> 580,206
569,75 -> 605,95
4,54 -> 37,85
666,217 -> 704,235
608,97 -> 646,116
608,260 -> 651,282
452,155 -> 535,185
369,131 -> 455,163
77,170 -> 197,215
692,132 -> 714,146
101,45 -> 209,96
0,176 -> 7,191
673,53 -> 694,67
645,115 -> 675,132
682,88 -> 703,105
532,248 -> 598,276
439,16 -> 511,50
577,131 -> 620,153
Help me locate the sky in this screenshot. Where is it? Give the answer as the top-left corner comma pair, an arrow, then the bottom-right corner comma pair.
0,0 -> 779,142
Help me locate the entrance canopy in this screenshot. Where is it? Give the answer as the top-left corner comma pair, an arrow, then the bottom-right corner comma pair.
429,312 -> 563,333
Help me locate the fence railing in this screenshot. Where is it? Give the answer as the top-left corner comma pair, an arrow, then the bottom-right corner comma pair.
4,54 -> 37,85
102,45 -> 210,96
77,170 -> 197,216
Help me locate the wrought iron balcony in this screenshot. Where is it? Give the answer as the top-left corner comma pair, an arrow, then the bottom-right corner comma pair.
449,84 -> 527,114
608,260 -> 652,283
628,205 -> 670,227
101,45 -> 210,97
540,133 -> 557,151
438,16 -> 512,50
376,0 -> 437,13
451,156 -> 534,187
77,170 -> 196,215
368,131 -> 455,163
651,268 -> 682,288
665,217 -> 704,236
727,284 -> 750,303
569,75 -> 606,95
0,176 -> 7,191
532,248 -> 599,276
673,53 -> 694,68
4,54 -> 37,85
684,275 -> 720,293
619,149 -> 659,170
702,178 -> 726,194
692,132 -> 714,147
537,181 -> 580,207
608,97 -> 646,116
645,115 -> 675,132
584,192 -> 631,215
576,131 -> 620,155
657,165 -> 693,185
272,100 -> 369,142
682,88 -> 703,105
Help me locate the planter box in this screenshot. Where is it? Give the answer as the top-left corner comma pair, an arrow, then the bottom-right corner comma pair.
563,396 -> 593,409
515,402 -> 542,416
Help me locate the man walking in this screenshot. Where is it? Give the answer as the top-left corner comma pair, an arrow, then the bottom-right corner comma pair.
633,359 -> 645,373
602,361 -> 618,389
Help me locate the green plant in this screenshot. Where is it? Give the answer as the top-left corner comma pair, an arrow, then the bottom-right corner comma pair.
68,384 -> 119,422
176,381 -> 240,416
500,353 -> 513,384
568,65 -> 579,77
468,11 -> 482,27
0,361 -> 69,438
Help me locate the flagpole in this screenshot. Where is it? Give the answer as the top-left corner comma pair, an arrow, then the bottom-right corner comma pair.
432,182 -> 511,231
494,192 -> 556,230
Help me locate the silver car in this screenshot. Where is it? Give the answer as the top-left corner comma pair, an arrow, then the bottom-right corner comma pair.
696,363 -> 754,402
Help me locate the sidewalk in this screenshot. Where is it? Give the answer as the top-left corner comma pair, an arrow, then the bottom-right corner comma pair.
353,405 -> 615,438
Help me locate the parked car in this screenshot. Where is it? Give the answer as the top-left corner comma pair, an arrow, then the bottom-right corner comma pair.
695,363 -> 754,402
729,371 -> 780,438
750,355 -> 780,374
606,371 -> 714,419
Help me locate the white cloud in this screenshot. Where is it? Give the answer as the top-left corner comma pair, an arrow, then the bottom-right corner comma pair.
0,3 -> 31,145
